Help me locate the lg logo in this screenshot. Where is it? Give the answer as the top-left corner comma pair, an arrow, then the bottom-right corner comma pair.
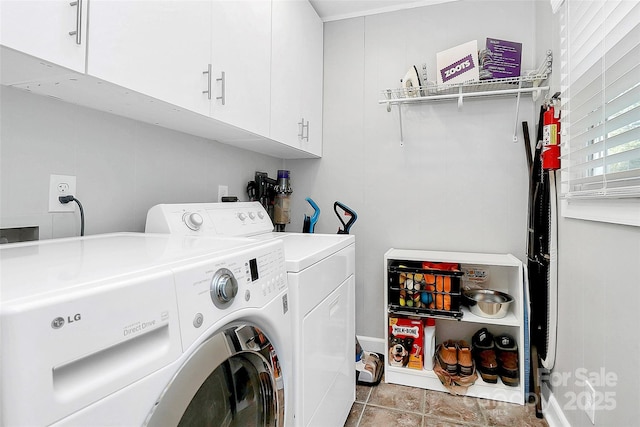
51,313 -> 82,329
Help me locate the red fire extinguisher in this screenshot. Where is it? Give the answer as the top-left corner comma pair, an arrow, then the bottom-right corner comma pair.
542,96 -> 561,170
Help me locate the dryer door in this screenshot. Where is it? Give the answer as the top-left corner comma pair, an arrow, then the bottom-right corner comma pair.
145,324 -> 284,427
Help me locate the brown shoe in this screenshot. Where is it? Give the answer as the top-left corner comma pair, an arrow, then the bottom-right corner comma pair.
495,334 -> 519,387
457,340 -> 474,377
437,339 -> 458,375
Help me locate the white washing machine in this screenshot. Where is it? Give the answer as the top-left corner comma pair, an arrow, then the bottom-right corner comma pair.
0,232 -> 293,426
146,202 -> 356,427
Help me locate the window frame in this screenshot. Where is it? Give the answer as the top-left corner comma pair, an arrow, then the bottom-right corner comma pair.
558,0 -> 640,227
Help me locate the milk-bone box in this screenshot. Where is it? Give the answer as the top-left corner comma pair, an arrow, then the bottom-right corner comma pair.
388,316 -> 424,370
387,261 -> 463,319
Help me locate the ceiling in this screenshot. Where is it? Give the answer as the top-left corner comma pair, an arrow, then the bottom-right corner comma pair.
308,0 -> 457,22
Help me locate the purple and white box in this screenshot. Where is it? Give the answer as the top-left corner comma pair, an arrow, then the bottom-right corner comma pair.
436,40 -> 480,85
485,38 -> 522,79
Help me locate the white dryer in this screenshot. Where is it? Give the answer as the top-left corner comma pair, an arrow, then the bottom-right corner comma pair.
0,233 -> 293,426
146,202 -> 356,427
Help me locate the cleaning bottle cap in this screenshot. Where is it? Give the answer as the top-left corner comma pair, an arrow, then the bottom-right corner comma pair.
425,318 -> 436,327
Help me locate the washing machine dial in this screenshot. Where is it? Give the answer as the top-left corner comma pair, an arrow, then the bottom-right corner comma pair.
210,268 -> 238,308
183,212 -> 204,231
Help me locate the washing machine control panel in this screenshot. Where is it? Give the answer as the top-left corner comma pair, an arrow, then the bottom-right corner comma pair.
146,202 -> 273,237
172,239 -> 287,350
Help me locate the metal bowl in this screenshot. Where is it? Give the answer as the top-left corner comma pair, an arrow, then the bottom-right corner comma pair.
463,289 -> 514,319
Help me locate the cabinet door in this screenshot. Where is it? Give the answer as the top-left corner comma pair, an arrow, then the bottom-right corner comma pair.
210,1 -> 271,137
297,0 -> 323,157
0,0 -> 87,74
271,0 -> 323,155
87,0 -> 211,115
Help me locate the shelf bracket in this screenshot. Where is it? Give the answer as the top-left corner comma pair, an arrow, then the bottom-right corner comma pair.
398,104 -> 404,146
512,79 -> 523,142
532,80 -> 543,102
384,89 -> 404,145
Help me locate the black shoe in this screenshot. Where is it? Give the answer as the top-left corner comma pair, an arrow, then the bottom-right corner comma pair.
472,328 -> 498,383
495,334 -> 519,387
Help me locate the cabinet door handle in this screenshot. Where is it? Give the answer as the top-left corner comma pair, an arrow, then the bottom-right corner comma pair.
202,64 -> 212,100
298,118 -> 309,141
216,71 -> 225,105
68,0 -> 82,45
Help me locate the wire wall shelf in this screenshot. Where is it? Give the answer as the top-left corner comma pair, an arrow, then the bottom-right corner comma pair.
379,74 -> 549,107
379,52 -> 553,144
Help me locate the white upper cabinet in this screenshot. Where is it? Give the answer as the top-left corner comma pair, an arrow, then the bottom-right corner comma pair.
0,0 -> 88,77
87,0 -> 211,116
209,1 -> 271,137
271,0 -> 323,156
1,0 -> 323,158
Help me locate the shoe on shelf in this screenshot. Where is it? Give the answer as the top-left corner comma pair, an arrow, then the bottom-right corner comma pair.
472,328 -> 498,383
437,339 -> 458,375
456,340 -> 474,377
495,334 -> 519,387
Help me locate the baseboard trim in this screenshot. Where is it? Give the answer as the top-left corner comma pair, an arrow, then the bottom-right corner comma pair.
356,335 -> 385,355
541,383 -> 571,427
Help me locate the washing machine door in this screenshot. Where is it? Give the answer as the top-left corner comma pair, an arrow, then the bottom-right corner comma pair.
145,324 -> 284,427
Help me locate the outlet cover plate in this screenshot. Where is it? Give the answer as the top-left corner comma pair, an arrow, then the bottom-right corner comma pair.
49,174 -> 77,212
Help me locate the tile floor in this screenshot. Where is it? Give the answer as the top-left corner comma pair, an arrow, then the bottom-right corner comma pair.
344,380 -> 549,427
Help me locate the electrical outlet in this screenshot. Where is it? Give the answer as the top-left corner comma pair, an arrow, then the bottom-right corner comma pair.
49,174 -> 77,212
584,381 -> 596,424
217,185 -> 228,202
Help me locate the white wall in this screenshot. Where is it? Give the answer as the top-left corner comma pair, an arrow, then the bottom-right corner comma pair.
0,86 -> 283,238
287,0 -> 538,340
555,220 -> 640,426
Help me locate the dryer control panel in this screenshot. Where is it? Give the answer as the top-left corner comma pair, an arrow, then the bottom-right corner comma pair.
146,202 -> 274,237
171,238 -> 287,350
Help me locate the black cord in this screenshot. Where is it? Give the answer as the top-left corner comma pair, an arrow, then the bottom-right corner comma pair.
74,198 -> 85,236
58,195 -> 85,236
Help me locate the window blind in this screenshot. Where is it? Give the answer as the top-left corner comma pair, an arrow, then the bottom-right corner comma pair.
560,0 -> 640,200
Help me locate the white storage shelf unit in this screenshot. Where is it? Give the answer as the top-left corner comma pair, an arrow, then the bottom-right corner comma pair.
384,248 -> 526,405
